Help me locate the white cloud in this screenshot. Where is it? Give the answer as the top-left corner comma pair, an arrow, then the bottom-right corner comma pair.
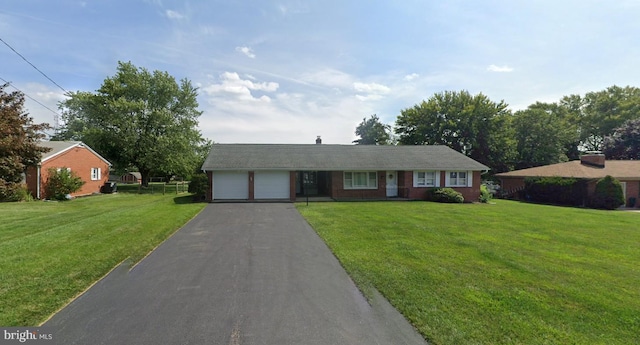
202,72 -> 278,102
300,68 -> 354,89
235,46 -> 256,59
353,82 -> 390,94
165,10 -> 185,20
404,73 -> 419,81
19,83 -> 67,134
353,81 -> 391,101
197,71 -> 375,144
487,64 -> 514,73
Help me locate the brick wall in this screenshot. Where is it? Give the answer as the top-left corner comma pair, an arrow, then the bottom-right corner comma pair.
32,146 -> 110,199
329,171 -> 387,199
328,170 -> 483,202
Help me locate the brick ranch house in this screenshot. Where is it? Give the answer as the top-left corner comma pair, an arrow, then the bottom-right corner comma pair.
495,153 -> 640,208
201,142 -> 489,202
25,141 -> 112,199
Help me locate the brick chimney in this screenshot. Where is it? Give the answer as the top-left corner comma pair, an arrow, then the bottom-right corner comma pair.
580,153 -> 605,168
315,136 -> 322,144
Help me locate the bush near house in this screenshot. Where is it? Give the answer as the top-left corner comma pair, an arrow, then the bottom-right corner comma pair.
591,175 -> 625,210
187,173 -> 208,201
479,184 -> 493,203
44,168 -> 85,200
524,176 -> 587,206
425,187 -> 464,203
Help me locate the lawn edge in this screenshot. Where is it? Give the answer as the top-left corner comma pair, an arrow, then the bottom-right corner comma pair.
37,203 -> 207,326
38,258 -> 132,326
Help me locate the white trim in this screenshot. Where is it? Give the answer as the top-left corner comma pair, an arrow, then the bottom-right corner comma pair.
445,170 -> 471,187
413,170 -> 440,187
91,167 -> 102,181
41,141 -> 112,166
386,171 -> 398,197
344,171 -> 378,189
36,165 -> 41,199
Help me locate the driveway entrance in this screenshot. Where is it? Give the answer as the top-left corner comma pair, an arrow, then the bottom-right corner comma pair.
45,204 -> 426,345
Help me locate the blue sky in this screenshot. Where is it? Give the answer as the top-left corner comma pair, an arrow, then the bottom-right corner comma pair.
2,1 -> 639,144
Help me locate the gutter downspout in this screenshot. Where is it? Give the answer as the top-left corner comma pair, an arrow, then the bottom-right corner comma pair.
36,164 -> 41,200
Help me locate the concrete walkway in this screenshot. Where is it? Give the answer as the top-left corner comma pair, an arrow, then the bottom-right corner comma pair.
45,203 -> 427,345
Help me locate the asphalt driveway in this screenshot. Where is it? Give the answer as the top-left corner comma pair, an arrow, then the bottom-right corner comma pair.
45,203 -> 427,345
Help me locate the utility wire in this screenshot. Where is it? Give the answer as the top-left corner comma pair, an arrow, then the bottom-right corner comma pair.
0,76 -> 62,118
0,36 -> 69,94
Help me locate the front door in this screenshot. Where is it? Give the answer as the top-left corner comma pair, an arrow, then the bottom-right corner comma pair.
386,171 -> 398,197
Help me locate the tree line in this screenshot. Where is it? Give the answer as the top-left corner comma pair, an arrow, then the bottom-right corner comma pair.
355,86 -> 640,173
3,60 -> 639,202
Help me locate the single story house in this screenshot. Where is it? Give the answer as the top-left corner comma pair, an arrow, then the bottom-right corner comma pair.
120,172 -> 142,184
25,141 -> 112,199
496,153 -> 640,207
201,142 -> 489,202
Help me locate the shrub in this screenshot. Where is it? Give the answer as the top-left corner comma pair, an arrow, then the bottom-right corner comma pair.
590,175 -> 625,210
479,184 -> 493,203
15,185 -> 34,202
44,168 -> 84,201
0,184 -> 35,202
0,182 -> 21,202
524,177 -> 587,206
426,188 -> 464,203
188,173 -> 208,200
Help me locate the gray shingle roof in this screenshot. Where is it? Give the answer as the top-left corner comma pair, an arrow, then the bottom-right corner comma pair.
202,144 -> 489,171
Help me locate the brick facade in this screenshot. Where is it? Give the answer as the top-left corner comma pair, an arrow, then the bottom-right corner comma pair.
207,169 -> 484,202
26,144 -> 110,199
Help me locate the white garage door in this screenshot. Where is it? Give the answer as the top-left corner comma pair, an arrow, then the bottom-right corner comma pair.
254,171 -> 290,199
213,171 -> 248,200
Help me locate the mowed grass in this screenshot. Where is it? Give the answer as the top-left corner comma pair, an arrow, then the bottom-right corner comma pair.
0,193 -> 205,326
297,200 -> 640,345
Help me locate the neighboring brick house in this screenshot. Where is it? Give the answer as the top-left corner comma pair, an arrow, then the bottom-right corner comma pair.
200,141 -> 489,202
496,153 -> 640,208
25,141 -> 112,199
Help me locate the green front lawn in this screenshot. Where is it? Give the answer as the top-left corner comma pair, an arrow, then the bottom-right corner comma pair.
297,200 -> 640,345
0,193 -> 205,326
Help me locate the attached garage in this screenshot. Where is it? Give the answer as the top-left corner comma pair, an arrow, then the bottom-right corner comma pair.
212,171 -> 249,200
254,171 -> 290,199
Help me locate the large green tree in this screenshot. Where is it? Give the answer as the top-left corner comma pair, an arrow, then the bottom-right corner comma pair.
353,114 -> 391,145
56,61 -> 206,186
602,118 -> 640,160
0,84 -> 50,201
512,103 -> 580,169
395,90 -> 515,173
567,85 -> 640,151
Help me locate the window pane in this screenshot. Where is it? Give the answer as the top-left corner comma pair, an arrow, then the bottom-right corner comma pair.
426,171 -> 435,186
344,172 -> 352,188
354,172 -> 367,186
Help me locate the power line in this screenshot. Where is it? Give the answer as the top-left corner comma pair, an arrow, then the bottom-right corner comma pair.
0,76 -> 62,120
0,36 -> 68,94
